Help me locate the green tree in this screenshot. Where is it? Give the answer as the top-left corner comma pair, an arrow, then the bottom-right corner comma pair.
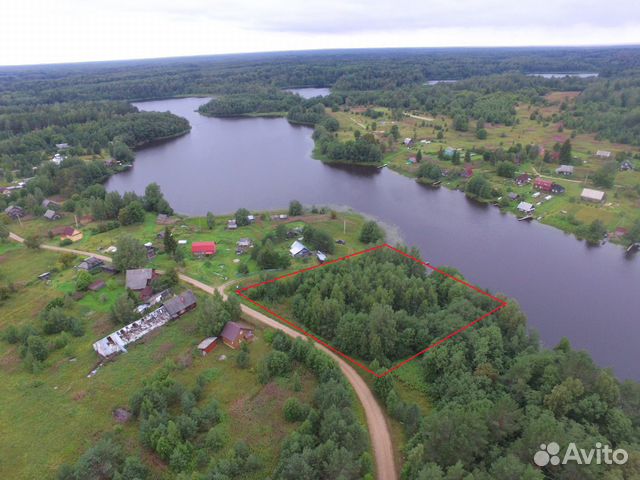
235,208 -> 251,227
559,139 -> 572,163
416,150 -> 423,162
163,227 -> 177,255
206,211 -> 215,229
359,221 -> 385,244
113,235 -> 147,271
283,397 -> 308,422
111,294 -> 138,325
76,270 -> 93,291
24,234 -> 41,249
390,124 -> 399,140
288,200 -> 303,216
496,161 -> 517,178
118,201 -> 145,226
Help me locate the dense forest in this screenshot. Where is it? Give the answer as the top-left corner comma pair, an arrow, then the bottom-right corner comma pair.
249,246 -> 640,479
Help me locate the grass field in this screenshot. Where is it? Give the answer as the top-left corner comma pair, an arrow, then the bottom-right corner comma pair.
0,242 -> 325,479
325,94 -> 640,244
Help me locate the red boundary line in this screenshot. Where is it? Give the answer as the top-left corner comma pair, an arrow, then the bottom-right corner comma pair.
236,244 -> 507,377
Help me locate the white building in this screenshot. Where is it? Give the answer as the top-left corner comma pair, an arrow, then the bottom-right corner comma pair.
517,201 -> 535,214
581,188 -> 606,203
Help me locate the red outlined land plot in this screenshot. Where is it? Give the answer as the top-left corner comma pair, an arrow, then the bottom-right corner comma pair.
236,243 -> 507,378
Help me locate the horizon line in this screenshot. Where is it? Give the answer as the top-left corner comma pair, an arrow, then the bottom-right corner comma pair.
2,43 -> 640,69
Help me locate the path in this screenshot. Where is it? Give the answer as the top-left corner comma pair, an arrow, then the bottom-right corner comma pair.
8,232 -> 398,480
403,112 -> 435,122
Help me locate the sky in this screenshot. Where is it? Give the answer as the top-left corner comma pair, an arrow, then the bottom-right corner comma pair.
1,0 -> 640,66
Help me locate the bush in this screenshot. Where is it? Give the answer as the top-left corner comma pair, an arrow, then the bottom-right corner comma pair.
283,397 -> 308,422
359,220 -> 385,244
75,270 -> 93,292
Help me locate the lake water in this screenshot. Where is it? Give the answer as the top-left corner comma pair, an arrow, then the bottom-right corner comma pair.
528,73 -> 599,78
286,87 -> 331,98
106,97 -> 640,380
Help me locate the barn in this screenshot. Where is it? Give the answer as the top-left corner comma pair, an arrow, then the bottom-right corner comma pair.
197,337 -> 218,355
191,241 -> 217,256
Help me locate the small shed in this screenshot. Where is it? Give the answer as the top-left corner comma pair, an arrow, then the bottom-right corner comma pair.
227,219 -> 238,230
290,240 -> 311,258
555,165 -> 574,175
596,150 -> 611,158
317,251 -> 327,263
44,209 -> 61,220
88,279 -> 106,292
517,202 -> 535,214
515,173 -> 531,186
78,256 -> 104,272
126,269 -> 155,290
197,337 -> 218,356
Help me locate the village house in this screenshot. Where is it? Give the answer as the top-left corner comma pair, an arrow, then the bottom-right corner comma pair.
517,201 -> 535,214
551,183 -> 566,194
555,165 -> 574,175
197,337 -> 218,356
43,209 -> 61,221
533,178 -> 554,192
126,268 -> 156,292
55,143 -> 70,150
290,240 -> 311,258
221,321 -> 255,349
78,256 -> 104,272
192,241 -> 217,256
515,173 -> 531,186
4,205 -> 25,220
403,138 -> 413,146
595,150 -> 611,159
620,160 -> 634,171
236,238 -> 253,255
227,219 -> 238,230
461,165 -> 474,178
581,188 -> 606,203
60,226 -> 83,242
42,199 -> 60,210
164,290 -> 197,319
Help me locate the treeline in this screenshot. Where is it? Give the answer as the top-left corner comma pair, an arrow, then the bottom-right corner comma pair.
4,48 -> 638,105
250,247 -> 494,365
265,332 -> 373,480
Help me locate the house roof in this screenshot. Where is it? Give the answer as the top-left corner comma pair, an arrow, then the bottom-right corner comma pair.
596,150 -> 611,157
44,209 -> 58,219
237,238 -> 252,246
197,337 -> 218,350
515,173 -> 530,182
517,201 -> 534,212
317,251 -> 327,262
581,188 -> 605,201
61,226 -> 79,237
221,321 -> 254,342
164,290 -> 197,317
534,178 -> 553,187
290,240 -> 309,256
126,269 -> 154,290
88,279 -> 106,291
556,165 -> 574,174
192,241 -> 216,254
80,257 -> 104,269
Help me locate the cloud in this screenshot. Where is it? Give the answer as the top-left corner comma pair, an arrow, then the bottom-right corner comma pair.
1,0 -> 639,65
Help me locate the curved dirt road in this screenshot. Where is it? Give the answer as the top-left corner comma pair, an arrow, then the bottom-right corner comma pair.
8,233 -> 397,480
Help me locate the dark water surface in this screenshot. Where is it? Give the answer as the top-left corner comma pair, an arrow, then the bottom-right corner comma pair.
106,97 -> 640,380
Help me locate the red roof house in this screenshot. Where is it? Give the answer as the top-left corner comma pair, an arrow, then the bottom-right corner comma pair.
191,241 -> 217,256
534,178 -> 553,192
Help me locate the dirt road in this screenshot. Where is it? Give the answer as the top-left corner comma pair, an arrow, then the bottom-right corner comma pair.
8,232 -> 398,480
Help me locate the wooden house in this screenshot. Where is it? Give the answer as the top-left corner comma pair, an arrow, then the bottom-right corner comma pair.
221,322 -> 255,349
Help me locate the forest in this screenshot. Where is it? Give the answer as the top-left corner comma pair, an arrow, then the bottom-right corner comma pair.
248,246 -> 640,479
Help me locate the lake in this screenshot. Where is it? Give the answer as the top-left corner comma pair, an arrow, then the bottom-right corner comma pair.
528,73 -> 599,78
106,97 -> 640,380
285,87 -> 331,98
